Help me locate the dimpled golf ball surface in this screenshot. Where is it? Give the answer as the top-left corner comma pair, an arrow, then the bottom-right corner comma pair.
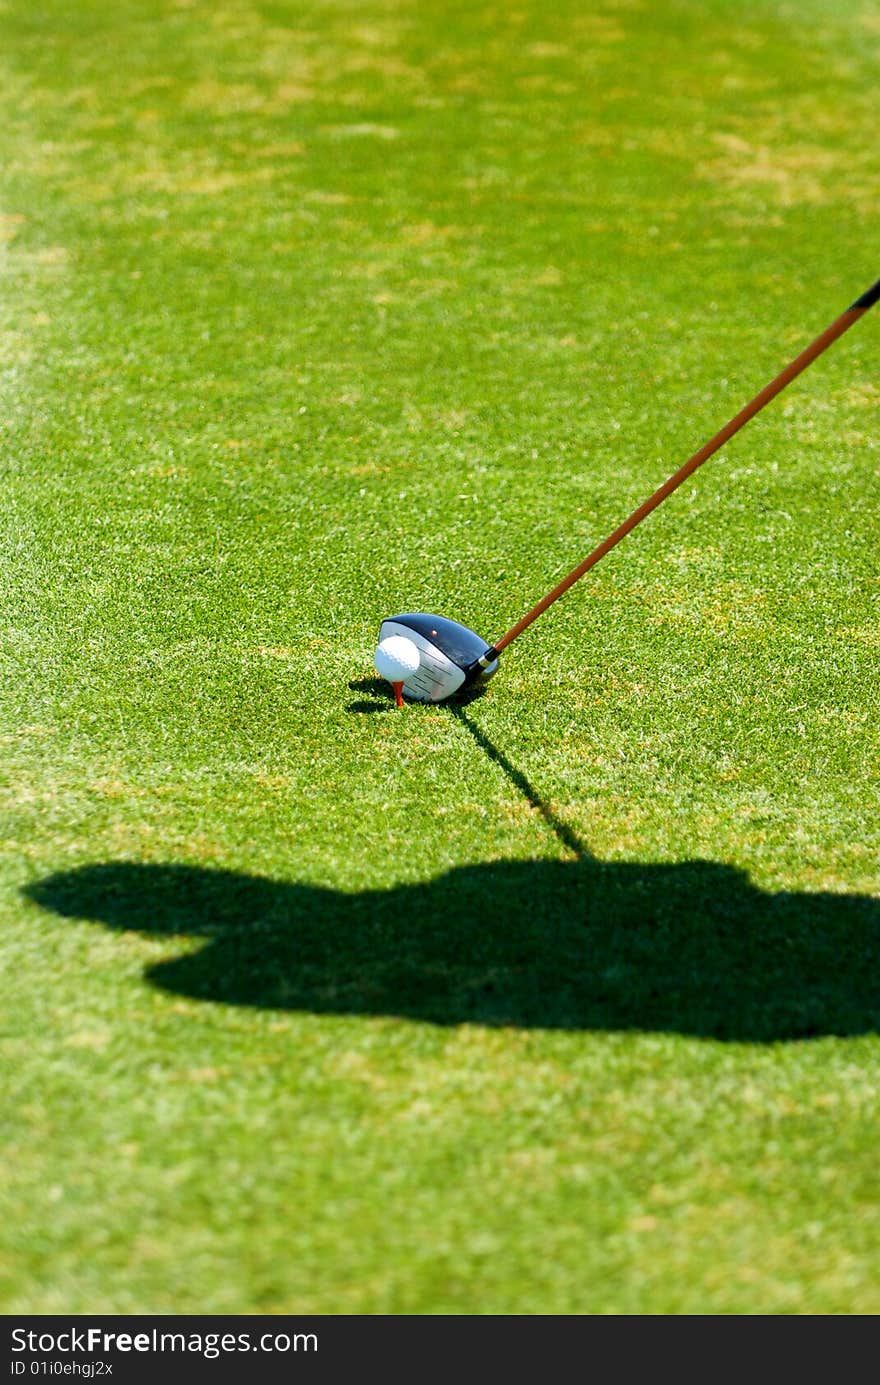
374,635 -> 421,683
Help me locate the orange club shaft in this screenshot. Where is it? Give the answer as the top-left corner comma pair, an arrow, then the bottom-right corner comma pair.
489,279 -> 880,656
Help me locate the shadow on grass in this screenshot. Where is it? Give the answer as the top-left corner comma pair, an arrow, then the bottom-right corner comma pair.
25,857 -> 880,1041
346,677 -> 490,715
347,685 -> 584,855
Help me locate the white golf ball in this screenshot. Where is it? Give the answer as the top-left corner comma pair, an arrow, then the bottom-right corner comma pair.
374,635 -> 420,683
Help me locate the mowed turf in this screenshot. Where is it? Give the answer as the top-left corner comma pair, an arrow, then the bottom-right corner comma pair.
1,0 -> 878,1314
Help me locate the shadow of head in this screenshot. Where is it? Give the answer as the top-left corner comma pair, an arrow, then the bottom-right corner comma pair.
24,859 -> 880,1041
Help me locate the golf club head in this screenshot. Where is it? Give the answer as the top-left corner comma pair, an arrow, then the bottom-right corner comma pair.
378,613 -> 500,703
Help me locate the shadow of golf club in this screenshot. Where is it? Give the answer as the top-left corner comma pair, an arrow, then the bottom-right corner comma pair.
449,706 -> 588,859
24,856 -> 880,1040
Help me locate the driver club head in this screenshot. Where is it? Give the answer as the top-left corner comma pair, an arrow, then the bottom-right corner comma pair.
377,613 -> 500,703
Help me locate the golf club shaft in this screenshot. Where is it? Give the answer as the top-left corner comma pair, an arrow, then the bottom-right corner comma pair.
491,278 -> 880,655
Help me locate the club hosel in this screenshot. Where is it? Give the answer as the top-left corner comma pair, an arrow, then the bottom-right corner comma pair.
465,648 -> 502,681
851,279 -> 880,310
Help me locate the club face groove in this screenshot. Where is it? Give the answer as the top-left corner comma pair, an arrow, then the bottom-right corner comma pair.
378,614 -> 500,703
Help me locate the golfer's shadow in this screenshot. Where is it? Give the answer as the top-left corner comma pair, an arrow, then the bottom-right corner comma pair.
25,856 -> 880,1042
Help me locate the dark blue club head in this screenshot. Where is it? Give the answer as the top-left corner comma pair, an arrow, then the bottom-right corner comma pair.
377,613 -> 500,703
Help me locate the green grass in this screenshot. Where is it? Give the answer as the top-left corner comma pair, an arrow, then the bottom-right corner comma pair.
2,0 -> 879,1314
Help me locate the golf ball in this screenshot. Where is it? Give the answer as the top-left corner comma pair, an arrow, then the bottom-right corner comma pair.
374,635 -> 420,683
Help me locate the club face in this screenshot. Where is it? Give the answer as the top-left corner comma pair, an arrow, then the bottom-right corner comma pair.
378,614 -> 500,703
